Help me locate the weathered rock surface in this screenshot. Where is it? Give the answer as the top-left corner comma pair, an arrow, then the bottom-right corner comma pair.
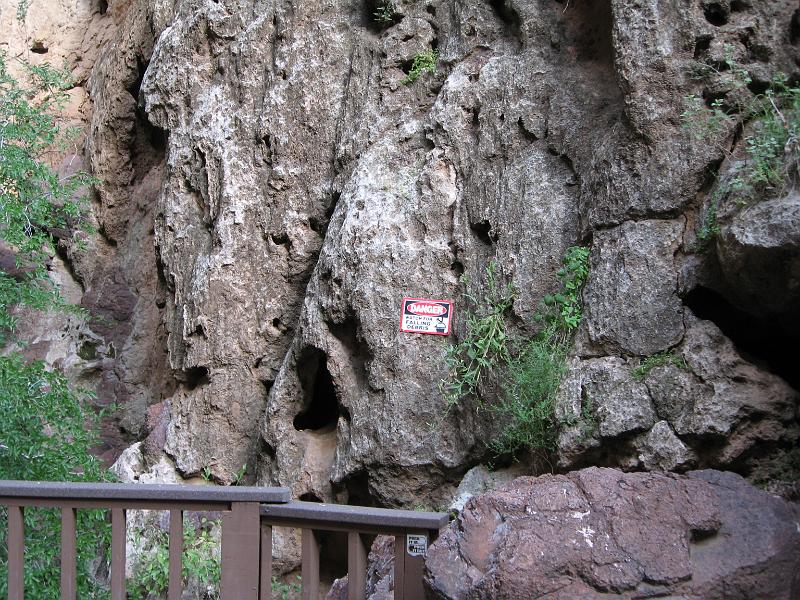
425,468 -> 800,599
717,192 -> 800,321
558,312 -> 798,471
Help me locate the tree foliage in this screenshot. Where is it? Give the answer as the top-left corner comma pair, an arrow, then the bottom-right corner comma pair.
0,51 -> 110,598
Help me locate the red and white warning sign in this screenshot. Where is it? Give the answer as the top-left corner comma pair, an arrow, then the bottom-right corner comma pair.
399,297 -> 453,336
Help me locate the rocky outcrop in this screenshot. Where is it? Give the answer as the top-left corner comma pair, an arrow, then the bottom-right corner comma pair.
7,0 -> 799,525
425,468 -> 800,599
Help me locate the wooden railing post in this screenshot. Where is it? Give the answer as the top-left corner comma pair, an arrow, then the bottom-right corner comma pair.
259,523 -> 273,600
347,531 -> 368,600
8,505 -> 24,600
168,509 -> 183,600
60,507 -> 77,600
111,508 -> 127,600
220,501 -> 260,600
394,531 -> 428,600
301,529 -> 320,600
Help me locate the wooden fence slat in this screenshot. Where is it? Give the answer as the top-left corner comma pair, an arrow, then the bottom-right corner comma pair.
60,507 -> 77,600
394,532 -> 428,600
168,509 -> 183,600
301,529 -> 319,600
347,531 -> 367,600
111,508 -> 126,600
259,523 -> 273,600
220,501 -> 260,600
8,504 -> 24,600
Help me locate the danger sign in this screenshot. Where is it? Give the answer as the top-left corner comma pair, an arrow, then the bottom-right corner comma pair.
400,298 -> 453,336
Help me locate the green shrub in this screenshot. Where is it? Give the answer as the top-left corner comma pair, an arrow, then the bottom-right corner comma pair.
0,355 -> 112,599
127,518 -> 220,599
0,52 -> 94,340
441,247 -> 591,455
403,50 -> 438,84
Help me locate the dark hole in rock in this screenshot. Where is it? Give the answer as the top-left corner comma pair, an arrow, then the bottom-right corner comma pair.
471,107 -> 480,127
184,366 -> 210,390
30,41 -> 48,54
271,231 -> 290,246
702,2 -> 729,27
299,492 -> 322,502
334,470 -> 376,507
127,55 -> 148,100
694,35 -> 712,59
684,287 -> 799,390
489,0 -> 522,41
293,354 -> 341,431
451,260 -> 465,276
98,0 -> 108,14
326,191 -> 341,219
747,79 -> 770,96
309,216 -> 326,235
561,0 -> 614,65
792,9 -> 800,46
470,219 -> 498,245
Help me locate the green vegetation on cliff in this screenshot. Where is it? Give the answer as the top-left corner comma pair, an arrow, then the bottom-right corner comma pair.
0,51 -> 110,598
682,53 -> 799,246
441,246 -> 590,456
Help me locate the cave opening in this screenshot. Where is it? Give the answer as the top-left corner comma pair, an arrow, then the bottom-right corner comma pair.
684,286 -> 799,390
183,366 -> 210,390
470,219 -> 498,245
702,1 -> 729,27
293,353 -> 341,431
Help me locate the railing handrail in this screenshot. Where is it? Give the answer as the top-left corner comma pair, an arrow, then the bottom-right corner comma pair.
260,500 -> 448,534
0,479 -> 291,504
0,480 -> 448,600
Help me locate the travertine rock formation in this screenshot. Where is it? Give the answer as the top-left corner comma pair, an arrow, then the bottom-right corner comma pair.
6,0 -> 800,526
425,468 -> 800,599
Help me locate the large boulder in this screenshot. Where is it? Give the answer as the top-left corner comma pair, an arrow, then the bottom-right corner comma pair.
425,468 -> 800,599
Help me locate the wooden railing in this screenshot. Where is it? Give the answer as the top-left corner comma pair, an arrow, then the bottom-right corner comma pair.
261,501 -> 448,600
0,480 -> 448,600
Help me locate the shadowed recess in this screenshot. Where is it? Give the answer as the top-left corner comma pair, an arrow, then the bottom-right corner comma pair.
684,286 -> 799,390
293,351 -> 341,431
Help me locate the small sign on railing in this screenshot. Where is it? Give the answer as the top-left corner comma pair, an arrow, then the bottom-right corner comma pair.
406,534 -> 428,557
399,298 -> 453,336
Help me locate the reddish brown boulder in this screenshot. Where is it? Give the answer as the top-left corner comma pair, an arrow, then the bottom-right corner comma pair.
425,468 -> 800,599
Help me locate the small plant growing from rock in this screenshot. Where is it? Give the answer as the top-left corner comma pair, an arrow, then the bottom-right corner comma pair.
632,350 -> 688,381
403,50 -> 438,84
373,1 -> 396,26
682,47 -> 800,246
439,261 -> 515,408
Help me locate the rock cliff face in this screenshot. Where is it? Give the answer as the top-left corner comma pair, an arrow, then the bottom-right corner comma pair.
7,0 -> 799,518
